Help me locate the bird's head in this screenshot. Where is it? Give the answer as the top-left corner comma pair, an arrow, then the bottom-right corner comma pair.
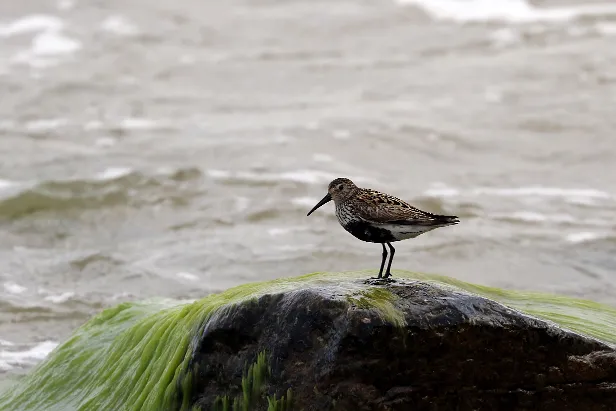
307,178 -> 358,216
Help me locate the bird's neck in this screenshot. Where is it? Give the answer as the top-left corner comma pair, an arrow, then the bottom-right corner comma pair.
335,201 -> 359,225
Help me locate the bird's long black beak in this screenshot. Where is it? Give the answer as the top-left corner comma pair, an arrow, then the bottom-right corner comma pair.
307,193 -> 332,216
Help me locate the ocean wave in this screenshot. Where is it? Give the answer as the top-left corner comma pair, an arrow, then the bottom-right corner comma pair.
0,167 -> 203,219
175,272 -> 199,281
27,30 -> 80,57
43,292 -> 75,304
207,169 -> 377,187
207,169 -> 339,185
473,187 -> 611,200
83,117 -> 173,132
99,15 -> 139,37
24,118 -> 68,133
398,0 -> 616,24
4,14 -> 81,68
565,232 -> 615,244
0,341 -> 57,371
0,179 -> 19,191
3,117 -> 174,135
491,211 -> 612,227
267,226 -> 310,237
424,184 -> 612,203
94,167 -> 133,181
2,282 -> 27,295
0,15 -> 63,37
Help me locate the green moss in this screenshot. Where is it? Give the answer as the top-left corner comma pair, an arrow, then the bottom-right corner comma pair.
347,288 -> 406,328
391,270 -> 616,345
266,388 -> 293,411
1,270 -> 616,411
212,352 -> 292,411
0,282 -> 282,411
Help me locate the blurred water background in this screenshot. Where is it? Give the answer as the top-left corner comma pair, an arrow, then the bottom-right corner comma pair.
0,0 -> 615,382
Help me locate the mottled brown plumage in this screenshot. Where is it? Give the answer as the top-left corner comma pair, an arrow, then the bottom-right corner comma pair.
350,188 -> 449,225
307,177 -> 459,279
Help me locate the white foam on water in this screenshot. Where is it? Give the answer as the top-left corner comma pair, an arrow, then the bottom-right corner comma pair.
0,179 -> 19,191
0,340 -> 14,346
43,292 -> 75,303
207,169 -> 338,185
0,341 -> 58,371
268,228 -> 289,236
207,169 -> 231,179
95,167 -> 133,181
472,186 -> 611,199
176,272 -> 199,281
31,30 -> 81,56
565,232 -> 610,244
425,184 -> 611,202
565,196 -> 600,206
6,15 -> 81,68
100,16 -> 139,37
208,169 -> 377,188
503,211 -> 576,224
596,22 -> 616,35
119,118 -> 160,130
24,118 -> 68,132
3,282 -> 27,294
501,212 -> 613,227
0,15 -> 63,37
397,0 -> 616,24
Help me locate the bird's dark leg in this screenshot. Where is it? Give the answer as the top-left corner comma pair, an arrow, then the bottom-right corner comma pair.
377,243 -> 388,279
384,243 -> 395,278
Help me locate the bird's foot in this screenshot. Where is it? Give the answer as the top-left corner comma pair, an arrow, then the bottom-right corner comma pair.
364,277 -> 396,285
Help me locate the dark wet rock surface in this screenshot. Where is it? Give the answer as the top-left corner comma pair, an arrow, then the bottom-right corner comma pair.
189,280 -> 616,411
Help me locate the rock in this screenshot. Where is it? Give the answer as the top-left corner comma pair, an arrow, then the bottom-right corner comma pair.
190,278 -> 616,411
3,272 -> 616,411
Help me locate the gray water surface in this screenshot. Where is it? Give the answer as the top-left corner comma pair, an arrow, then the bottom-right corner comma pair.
1,0 -> 615,377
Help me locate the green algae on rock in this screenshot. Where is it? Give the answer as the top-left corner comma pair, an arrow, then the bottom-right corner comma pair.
2,271 -> 616,411
209,351 -> 293,411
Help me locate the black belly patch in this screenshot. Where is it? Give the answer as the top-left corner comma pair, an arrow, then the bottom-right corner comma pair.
343,221 -> 396,243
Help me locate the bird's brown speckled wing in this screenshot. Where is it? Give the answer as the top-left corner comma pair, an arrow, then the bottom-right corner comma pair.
353,189 -> 453,225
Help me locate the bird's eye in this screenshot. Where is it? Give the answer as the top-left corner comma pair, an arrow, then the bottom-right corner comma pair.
337,184 -> 344,190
